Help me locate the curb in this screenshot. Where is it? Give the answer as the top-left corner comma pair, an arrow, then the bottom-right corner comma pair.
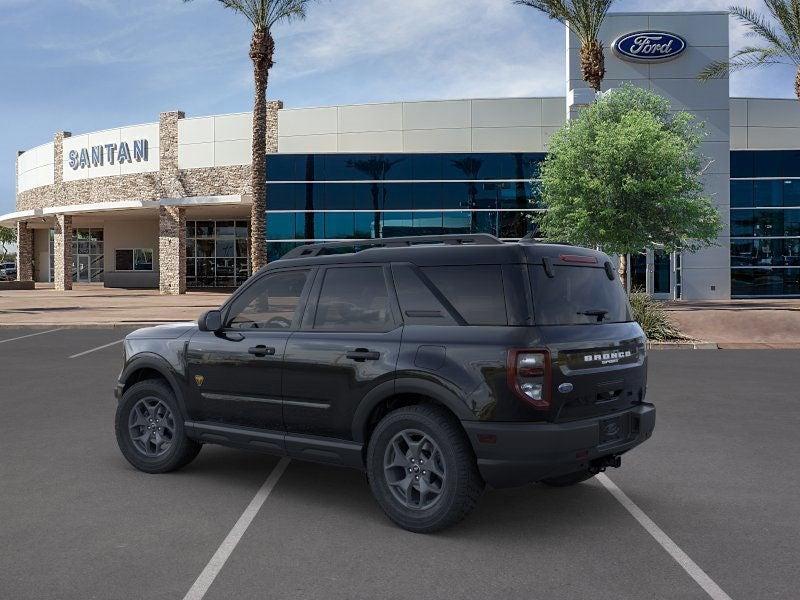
647,341 -> 719,350
0,321 -> 182,329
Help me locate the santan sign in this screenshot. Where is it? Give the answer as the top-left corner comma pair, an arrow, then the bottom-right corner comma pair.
613,31 -> 687,62
68,139 -> 149,170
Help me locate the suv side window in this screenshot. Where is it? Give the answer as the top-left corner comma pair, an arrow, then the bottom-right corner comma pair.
313,266 -> 393,331
421,265 -> 508,325
391,264 -> 458,326
227,269 -> 310,330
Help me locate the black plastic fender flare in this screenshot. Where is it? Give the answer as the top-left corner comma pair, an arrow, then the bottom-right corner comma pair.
118,353 -> 189,418
351,376 -> 472,443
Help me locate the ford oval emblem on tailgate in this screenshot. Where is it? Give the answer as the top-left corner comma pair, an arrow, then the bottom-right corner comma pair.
558,382 -> 574,394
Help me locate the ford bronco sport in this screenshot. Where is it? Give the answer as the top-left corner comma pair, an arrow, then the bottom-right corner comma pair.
114,234 -> 654,532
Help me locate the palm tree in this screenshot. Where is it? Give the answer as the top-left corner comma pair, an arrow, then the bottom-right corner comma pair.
184,0 -> 315,272
514,0 -> 615,92
699,2 -> 800,100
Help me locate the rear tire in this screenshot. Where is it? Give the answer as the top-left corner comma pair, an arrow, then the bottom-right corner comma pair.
540,469 -> 595,487
115,379 -> 201,474
367,404 -> 484,533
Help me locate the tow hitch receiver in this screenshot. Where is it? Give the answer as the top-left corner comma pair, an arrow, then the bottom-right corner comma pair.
589,455 -> 622,474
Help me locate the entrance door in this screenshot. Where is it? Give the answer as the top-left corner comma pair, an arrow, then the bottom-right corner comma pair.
77,256 -> 90,282
652,250 -> 672,299
184,267 -> 314,433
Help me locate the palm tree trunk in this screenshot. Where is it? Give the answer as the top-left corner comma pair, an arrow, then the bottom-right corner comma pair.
618,253 -> 628,292
796,67 -> 800,102
580,40 -> 605,92
249,29 -> 274,273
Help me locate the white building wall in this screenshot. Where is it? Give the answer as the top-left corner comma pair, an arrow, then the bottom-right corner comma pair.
177,112 -> 254,169
568,11 -> 731,300
274,98 -> 565,154
730,98 -> 800,150
61,123 -> 160,182
17,142 -> 55,193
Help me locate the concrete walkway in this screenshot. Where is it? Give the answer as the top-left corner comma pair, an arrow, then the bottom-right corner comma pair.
2,284 -> 799,347
0,283 -> 226,327
665,299 -> 800,348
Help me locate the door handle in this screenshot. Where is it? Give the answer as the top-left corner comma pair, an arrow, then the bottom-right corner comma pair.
346,349 -> 380,362
248,345 -> 276,357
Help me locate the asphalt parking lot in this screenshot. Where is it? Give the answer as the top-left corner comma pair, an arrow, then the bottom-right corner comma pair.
1,328 -> 798,599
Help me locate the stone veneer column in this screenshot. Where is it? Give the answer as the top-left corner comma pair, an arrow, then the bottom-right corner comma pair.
158,111 -> 187,295
159,205 -> 186,295
16,221 -> 34,282
53,214 -> 73,291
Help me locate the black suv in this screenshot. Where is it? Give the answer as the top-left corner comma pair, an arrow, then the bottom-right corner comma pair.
115,234 -> 654,532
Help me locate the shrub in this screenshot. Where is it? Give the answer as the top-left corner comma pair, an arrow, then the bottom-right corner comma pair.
628,293 -> 687,341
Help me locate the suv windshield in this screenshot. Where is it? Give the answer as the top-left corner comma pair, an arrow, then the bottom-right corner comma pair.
530,264 -> 632,325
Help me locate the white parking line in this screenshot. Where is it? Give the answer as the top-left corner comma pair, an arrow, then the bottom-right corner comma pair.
183,457 -> 291,600
68,338 -> 124,359
597,473 -> 733,600
0,329 -> 63,345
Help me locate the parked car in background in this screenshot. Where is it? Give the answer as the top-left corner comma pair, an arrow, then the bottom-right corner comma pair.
114,234 -> 655,532
0,262 -> 16,281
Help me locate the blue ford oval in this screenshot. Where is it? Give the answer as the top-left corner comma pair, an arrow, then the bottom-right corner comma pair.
613,31 -> 686,62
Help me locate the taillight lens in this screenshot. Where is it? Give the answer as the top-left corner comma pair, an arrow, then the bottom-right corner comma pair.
508,349 -> 551,410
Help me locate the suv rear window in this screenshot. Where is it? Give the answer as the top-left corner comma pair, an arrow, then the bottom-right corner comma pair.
530,265 -> 631,325
421,265 -> 507,326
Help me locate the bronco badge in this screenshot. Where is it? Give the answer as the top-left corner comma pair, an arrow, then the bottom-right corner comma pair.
194,374 -> 205,387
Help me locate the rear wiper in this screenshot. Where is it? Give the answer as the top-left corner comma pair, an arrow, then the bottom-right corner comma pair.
578,309 -> 608,322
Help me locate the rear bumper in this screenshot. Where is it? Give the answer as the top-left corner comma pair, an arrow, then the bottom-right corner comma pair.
462,403 -> 655,489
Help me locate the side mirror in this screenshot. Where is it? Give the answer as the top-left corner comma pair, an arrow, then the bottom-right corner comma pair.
198,309 -> 223,332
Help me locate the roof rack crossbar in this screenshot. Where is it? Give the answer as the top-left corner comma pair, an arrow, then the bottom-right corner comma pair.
280,234 -> 502,259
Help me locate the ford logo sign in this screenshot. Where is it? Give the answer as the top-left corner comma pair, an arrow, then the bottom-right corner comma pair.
613,31 -> 686,62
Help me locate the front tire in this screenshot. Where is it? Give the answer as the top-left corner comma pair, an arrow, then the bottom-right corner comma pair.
367,405 -> 484,533
115,379 -> 201,474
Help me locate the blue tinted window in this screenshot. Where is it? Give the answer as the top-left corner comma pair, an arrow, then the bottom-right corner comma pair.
324,212 -> 355,239
295,212 -> 324,240
730,181 -> 753,208
266,213 -> 295,240
783,180 -> 800,207
444,155 -> 482,180
754,180 -> 783,207
412,182 -> 443,209
732,268 -> 800,296
472,211 -> 499,236
266,155 -> 296,181
786,210 -> 800,235
353,183 -> 380,210
382,183 -> 413,210
355,213 -> 377,238
413,212 -> 443,235
754,151 -> 783,177
443,211 -> 472,234
324,183 -> 354,210
298,183 -> 324,211
382,212 -> 414,237
730,152 -> 754,178
267,184 -> 299,210
412,155 -> 442,180
441,183 -> 470,209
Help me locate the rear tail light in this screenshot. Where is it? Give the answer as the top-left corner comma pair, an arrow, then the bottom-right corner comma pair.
507,349 -> 551,410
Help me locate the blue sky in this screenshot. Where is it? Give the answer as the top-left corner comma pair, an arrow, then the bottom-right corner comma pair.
1,0 -> 797,215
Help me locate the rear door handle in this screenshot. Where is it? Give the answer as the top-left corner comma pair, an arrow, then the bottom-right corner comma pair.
346,349 -> 380,362
248,345 -> 276,357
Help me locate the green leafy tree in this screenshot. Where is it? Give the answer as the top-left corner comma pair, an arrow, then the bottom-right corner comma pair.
0,226 -> 15,263
183,0 -> 316,271
514,0 -> 615,91
699,2 -> 800,100
534,84 -> 722,288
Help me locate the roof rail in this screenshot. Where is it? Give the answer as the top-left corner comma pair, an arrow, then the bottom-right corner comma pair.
280,234 -> 503,259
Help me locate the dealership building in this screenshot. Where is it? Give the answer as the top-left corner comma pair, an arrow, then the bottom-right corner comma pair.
4,10 -> 800,299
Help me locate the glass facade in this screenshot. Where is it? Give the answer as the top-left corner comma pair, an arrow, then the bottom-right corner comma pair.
265,153 -> 545,262
731,151 -> 800,296
186,220 -> 250,288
